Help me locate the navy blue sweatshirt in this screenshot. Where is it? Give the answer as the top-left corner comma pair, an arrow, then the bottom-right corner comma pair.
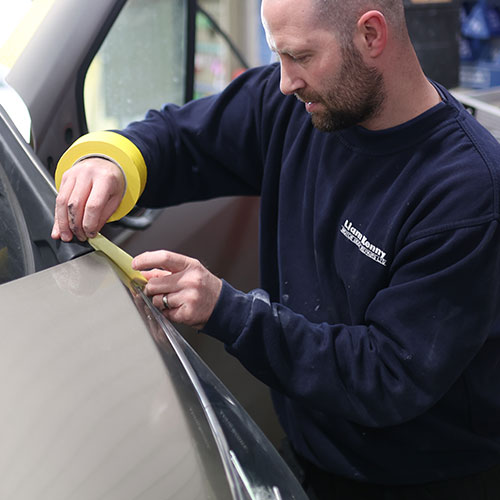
120,64 -> 500,484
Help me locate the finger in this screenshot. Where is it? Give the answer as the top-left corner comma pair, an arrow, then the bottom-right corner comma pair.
141,269 -> 172,281
151,293 -> 165,311
82,183 -> 122,239
67,176 -> 93,242
51,217 -> 61,240
152,291 -> 180,311
53,158 -> 125,241
155,288 -> 214,330
53,173 -> 77,242
132,250 -> 192,274
90,159 -> 126,233
94,194 -> 123,236
144,272 -> 183,298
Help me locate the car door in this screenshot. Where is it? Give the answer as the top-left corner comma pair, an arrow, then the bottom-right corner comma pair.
0,99 -> 308,499
6,0 -> 280,447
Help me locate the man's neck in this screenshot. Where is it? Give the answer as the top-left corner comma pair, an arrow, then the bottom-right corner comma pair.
361,66 -> 442,131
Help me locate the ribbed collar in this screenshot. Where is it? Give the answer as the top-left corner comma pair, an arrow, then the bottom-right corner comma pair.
336,84 -> 461,156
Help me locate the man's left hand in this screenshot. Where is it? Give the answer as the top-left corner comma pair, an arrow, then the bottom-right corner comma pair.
132,250 -> 222,330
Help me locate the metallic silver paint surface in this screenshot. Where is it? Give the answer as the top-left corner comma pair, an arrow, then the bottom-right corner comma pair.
0,252 -> 232,500
6,0 -> 282,447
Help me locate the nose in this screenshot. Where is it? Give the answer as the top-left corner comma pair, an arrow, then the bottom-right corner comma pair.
279,59 -> 305,96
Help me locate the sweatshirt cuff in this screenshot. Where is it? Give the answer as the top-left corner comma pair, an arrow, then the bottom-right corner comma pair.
201,279 -> 253,345
55,131 -> 147,222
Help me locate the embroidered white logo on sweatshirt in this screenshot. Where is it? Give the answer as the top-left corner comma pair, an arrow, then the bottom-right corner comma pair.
340,220 -> 387,267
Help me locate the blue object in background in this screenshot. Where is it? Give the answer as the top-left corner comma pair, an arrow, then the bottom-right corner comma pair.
463,2 -> 492,39
486,5 -> 500,36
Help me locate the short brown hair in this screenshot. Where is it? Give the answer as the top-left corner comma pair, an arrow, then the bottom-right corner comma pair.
313,0 -> 407,44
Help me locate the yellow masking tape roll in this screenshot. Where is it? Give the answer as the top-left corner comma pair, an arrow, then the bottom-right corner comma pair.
55,131 -> 147,222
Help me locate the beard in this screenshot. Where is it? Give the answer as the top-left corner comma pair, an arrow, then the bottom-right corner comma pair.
297,45 -> 386,133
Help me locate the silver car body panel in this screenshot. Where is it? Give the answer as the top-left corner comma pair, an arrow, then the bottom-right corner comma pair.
0,100 -> 307,500
0,252 -> 233,500
6,0 -> 282,451
0,249 -> 308,499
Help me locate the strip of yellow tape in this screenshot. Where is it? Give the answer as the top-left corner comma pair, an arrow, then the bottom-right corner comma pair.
89,233 -> 147,285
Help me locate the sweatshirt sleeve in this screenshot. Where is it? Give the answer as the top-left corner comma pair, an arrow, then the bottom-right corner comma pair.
201,219 -> 500,428
117,64 -> 282,208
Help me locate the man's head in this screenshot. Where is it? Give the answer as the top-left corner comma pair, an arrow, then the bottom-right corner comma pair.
261,0 -> 409,131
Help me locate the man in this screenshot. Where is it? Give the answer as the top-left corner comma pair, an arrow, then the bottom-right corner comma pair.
52,0 -> 500,498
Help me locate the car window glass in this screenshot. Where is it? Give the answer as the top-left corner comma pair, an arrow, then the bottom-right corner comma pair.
0,158 -> 35,284
84,0 -> 187,132
194,5 -> 241,99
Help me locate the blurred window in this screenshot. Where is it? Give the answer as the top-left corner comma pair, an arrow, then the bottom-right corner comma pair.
84,0 -> 188,132
194,2 -> 249,99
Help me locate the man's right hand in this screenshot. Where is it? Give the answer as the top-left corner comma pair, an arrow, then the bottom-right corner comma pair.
51,157 -> 125,242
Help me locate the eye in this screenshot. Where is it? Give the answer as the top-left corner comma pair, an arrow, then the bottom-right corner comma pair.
279,52 -> 311,65
294,54 -> 311,64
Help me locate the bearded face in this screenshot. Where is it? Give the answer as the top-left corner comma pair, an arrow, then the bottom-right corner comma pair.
296,44 -> 386,132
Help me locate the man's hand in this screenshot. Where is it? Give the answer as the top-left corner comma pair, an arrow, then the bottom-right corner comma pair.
133,250 -> 222,330
51,157 -> 125,242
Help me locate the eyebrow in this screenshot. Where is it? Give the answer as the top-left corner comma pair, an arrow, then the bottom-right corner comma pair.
264,28 -> 312,58
270,44 -> 309,58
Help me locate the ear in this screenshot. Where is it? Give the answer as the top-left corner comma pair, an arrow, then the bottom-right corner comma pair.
355,10 -> 387,58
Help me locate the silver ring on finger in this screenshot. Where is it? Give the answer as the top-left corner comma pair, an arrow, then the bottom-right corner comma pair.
162,294 -> 170,310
